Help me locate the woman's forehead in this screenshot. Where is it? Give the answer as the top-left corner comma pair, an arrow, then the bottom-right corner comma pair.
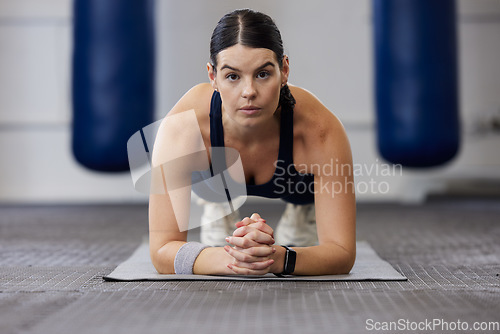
216,44 -> 279,70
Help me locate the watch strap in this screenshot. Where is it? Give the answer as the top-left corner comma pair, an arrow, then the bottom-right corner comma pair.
278,245 -> 296,276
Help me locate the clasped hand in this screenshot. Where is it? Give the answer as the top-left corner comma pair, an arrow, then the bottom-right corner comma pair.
224,213 -> 276,275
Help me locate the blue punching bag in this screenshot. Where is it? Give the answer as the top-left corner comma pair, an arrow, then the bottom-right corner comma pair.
72,0 -> 155,172
373,0 -> 460,167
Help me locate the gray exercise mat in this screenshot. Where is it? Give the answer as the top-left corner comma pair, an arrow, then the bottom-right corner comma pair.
104,240 -> 407,281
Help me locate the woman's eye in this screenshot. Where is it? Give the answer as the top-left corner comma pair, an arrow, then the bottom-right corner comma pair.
257,71 -> 270,79
226,74 -> 239,81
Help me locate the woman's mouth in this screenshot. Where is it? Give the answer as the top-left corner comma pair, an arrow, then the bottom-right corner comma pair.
239,106 -> 261,115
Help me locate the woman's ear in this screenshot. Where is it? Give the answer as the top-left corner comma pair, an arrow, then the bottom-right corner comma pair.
207,63 -> 218,91
281,55 -> 290,85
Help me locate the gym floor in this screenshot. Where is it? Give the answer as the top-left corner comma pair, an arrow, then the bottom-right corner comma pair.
1,196 -> 499,334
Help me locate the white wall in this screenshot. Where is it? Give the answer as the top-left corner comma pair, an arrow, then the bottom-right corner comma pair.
0,0 -> 499,203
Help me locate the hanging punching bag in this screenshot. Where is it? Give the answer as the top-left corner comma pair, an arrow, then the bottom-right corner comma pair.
72,0 -> 155,172
373,0 -> 460,167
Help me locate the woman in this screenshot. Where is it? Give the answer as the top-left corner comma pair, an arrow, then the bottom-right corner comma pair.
149,9 -> 356,276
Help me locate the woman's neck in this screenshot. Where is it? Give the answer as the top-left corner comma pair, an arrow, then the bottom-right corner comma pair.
221,108 -> 281,145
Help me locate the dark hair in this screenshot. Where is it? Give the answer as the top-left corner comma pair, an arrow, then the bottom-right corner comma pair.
210,9 -> 295,111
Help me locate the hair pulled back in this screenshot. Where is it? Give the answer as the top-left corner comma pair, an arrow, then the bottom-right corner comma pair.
210,9 -> 295,111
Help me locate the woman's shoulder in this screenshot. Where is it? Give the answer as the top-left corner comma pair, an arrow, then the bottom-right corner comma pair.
290,85 -> 345,143
152,83 -> 213,167
289,85 -> 351,167
162,83 -> 213,136
169,83 -> 214,116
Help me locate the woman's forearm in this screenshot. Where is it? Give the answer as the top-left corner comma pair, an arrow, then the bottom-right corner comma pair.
152,241 -> 234,275
193,247 -> 234,275
270,243 -> 355,276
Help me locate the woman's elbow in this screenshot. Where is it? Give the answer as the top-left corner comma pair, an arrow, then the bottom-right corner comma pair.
340,251 -> 356,274
150,247 -> 175,275
331,246 -> 356,275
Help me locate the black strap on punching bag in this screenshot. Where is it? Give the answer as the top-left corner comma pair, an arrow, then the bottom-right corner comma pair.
72,0 -> 155,172
373,0 -> 460,167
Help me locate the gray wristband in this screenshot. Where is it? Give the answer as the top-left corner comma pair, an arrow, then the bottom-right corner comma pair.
174,242 -> 209,275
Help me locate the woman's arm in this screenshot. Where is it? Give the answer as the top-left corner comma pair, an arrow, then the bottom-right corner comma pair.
287,128 -> 356,275
147,85 -> 227,274
290,87 -> 356,275
148,111 -> 235,275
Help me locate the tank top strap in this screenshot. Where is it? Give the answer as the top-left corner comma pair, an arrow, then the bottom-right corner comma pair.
209,91 -> 224,147
278,105 -> 294,168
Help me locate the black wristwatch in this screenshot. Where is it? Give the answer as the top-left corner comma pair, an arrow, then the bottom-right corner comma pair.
275,245 -> 296,276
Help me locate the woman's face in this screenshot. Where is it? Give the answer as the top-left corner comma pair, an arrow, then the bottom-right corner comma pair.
208,44 -> 289,127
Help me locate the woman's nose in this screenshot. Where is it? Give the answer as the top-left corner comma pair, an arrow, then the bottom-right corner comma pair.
241,79 -> 257,99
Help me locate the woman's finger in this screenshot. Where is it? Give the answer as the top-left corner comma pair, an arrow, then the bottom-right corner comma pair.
233,224 -> 274,240
235,215 -> 266,228
250,213 -> 265,223
224,245 -> 275,262
226,258 -> 274,272
229,229 -> 275,245
225,236 -> 260,248
235,220 -> 274,239
233,222 -> 274,237
235,216 -> 259,227
227,264 -> 271,276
